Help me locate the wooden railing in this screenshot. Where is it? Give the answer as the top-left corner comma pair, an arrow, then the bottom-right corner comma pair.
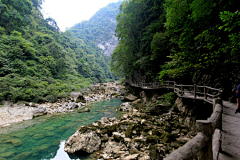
165,99 -> 223,160
125,80 -> 223,104
125,79 -> 223,159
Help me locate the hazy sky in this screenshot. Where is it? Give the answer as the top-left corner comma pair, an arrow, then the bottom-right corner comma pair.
41,0 -> 121,31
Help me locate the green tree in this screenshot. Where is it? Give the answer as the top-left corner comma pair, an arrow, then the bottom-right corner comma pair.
111,0 -> 167,81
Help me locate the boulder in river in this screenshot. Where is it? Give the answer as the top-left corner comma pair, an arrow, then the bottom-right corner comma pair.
64,131 -> 101,153
78,108 -> 90,113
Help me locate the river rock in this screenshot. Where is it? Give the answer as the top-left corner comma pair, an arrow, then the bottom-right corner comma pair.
149,104 -> 169,115
5,139 -> 22,146
113,132 -> 125,142
140,91 -> 148,104
131,99 -> 141,105
0,104 -> 34,126
70,92 -> 83,102
78,108 -> 90,113
121,94 -> 138,102
65,102 -> 78,110
123,154 -> 139,160
120,102 -> 132,112
32,106 -> 47,117
102,141 -> 128,158
76,95 -> 86,103
64,131 -> 101,153
99,117 -> 110,124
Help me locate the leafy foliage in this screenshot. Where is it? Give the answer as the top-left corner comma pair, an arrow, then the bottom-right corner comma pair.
111,0 -> 169,82
159,0 -> 239,83
0,0 -> 116,103
112,0 -> 240,97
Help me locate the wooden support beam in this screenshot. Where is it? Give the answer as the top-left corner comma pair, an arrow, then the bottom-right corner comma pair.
181,85 -> 183,96
194,84 -> 196,98
204,86 -> 207,100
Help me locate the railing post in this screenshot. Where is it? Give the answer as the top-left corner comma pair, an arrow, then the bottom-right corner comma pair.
181,84 -> 183,96
204,85 -> 207,100
194,84 -> 196,98
196,120 -> 213,160
174,82 -> 175,92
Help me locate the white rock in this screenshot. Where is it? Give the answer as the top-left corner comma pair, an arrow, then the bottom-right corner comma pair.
123,154 -> 139,160
64,131 -> 101,154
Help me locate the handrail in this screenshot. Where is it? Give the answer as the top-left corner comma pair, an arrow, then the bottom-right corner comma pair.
165,99 -> 223,160
175,84 -> 193,87
125,79 -> 223,104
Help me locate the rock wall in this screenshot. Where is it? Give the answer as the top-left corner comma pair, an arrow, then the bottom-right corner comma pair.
97,35 -> 118,57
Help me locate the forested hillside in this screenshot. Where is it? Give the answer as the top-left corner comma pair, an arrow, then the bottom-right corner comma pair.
0,0 -> 116,103
70,1 -> 122,56
111,0 -> 239,99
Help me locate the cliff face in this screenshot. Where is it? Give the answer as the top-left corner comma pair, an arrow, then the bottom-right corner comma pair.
71,1 -> 121,57
97,35 -> 118,57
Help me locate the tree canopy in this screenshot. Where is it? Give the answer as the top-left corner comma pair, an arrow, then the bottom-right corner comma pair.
111,0 -> 240,98
0,0 -> 116,103
111,0 -> 169,82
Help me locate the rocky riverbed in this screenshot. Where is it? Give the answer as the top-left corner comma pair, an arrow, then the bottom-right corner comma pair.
64,91 -> 197,160
0,81 -> 125,127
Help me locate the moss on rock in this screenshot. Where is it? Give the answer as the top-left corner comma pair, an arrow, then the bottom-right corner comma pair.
105,124 -> 117,136
160,137 -> 168,143
152,129 -> 160,136
146,135 -> 160,143
125,124 -> 134,138
5,139 -> 22,146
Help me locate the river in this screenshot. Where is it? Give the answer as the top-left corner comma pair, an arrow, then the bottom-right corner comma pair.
0,98 -> 122,160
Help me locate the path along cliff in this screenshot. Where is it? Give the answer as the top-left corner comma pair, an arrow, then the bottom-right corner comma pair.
218,101 -> 240,159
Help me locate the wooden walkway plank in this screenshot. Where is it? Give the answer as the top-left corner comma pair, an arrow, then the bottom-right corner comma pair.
218,101 -> 240,160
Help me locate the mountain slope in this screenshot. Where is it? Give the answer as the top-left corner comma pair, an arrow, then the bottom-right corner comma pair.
70,1 -> 122,56
0,0 -> 116,103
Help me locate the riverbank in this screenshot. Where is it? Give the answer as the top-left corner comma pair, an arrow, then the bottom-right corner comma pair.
0,98 -> 123,160
64,91 -> 198,159
0,81 -> 125,127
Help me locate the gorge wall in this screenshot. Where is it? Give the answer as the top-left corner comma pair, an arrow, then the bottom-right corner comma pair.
71,1 -> 121,57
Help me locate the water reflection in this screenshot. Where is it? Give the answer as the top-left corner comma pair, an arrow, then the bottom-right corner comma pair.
48,140 -> 75,160
0,99 -> 122,160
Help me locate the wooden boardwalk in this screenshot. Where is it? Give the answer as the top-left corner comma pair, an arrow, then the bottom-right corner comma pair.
126,79 -> 240,159
218,101 -> 240,160
125,80 -> 222,104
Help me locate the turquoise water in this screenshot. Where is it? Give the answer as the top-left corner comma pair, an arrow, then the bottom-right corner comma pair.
0,99 -> 122,160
